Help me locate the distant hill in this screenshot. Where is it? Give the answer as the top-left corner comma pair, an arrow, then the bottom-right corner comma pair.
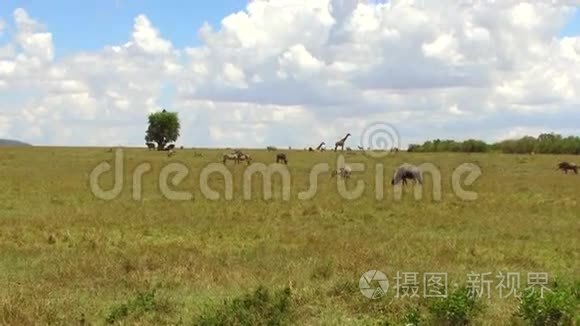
0,139 -> 32,147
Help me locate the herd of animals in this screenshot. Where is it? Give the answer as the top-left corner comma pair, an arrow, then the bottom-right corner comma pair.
139,134 -> 579,185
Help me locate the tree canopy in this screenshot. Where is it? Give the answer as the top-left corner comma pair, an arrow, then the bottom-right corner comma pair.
407,133 -> 580,154
145,110 -> 180,150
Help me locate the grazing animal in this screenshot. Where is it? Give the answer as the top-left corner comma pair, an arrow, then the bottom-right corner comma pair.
316,142 -> 326,151
391,147 -> 399,153
267,146 -> 277,151
223,153 -> 239,164
357,146 -> 364,151
146,142 -> 155,150
557,162 -> 578,174
346,147 -> 353,151
392,165 -> 423,186
335,133 -> 351,151
237,153 -> 252,165
331,166 -> 352,179
276,153 -> 288,164
308,147 -> 315,152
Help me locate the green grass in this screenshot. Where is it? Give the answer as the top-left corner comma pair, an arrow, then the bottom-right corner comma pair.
0,147 -> 578,324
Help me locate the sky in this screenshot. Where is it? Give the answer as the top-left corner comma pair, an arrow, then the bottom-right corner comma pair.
0,0 -> 579,148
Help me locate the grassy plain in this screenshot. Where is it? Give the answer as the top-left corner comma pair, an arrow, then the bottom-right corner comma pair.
0,147 -> 578,324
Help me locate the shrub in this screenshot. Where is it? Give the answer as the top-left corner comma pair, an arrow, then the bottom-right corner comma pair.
516,280 -> 578,325
428,286 -> 484,325
105,288 -> 162,324
402,307 -> 422,325
196,286 -> 293,326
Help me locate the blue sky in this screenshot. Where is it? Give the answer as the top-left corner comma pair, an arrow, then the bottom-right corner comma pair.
0,0 -> 247,56
1,1 -> 578,57
562,9 -> 580,36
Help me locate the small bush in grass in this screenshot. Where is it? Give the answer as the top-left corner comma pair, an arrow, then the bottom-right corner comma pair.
428,286 -> 484,325
105,288 -> 170,324
196,286 -> 293,326
402,307 -> 422,325
516,280 -> 578,325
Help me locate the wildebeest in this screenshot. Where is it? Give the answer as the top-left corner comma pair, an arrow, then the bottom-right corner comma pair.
146,142 -> 155,150
331,166 -> 352,179
267,146 -> 277,151
276,153 -> 288,164
165,144 -> 175,151
557,162 -> 578,174
392,165 -> 423,185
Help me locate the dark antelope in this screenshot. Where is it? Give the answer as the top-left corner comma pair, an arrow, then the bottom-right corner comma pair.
276,153 -> 288,164
557,162 -> 578,174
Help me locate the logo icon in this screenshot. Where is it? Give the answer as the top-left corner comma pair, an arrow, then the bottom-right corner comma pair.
359,270 -> 389,299
360,122 -> 401,158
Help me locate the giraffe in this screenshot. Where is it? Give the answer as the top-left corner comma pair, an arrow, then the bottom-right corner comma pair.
315,142 -> 325,151
334,133 -> 351,151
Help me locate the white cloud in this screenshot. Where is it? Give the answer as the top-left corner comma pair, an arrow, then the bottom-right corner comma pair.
0,2 -> 578,147
129,15 -> 172,54
422,33 -> 464,64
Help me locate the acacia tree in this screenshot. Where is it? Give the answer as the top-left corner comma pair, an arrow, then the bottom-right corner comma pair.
145,109 -> 181,150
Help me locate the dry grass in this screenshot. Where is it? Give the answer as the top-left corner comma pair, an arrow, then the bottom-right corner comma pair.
0,147 -> 578,324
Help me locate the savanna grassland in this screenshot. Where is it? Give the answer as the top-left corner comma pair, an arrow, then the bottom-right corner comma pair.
0,147 -> 578,325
